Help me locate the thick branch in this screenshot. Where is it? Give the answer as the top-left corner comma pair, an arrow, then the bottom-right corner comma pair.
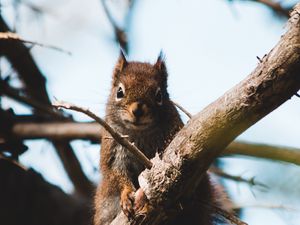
11,121 -> 101,142
10,121 -> 300,166
121,4 -> 300,224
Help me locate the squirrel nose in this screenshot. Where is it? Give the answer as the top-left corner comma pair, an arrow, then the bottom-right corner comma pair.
131,102 -> 144,119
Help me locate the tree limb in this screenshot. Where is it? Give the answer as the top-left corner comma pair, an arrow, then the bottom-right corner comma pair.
10,120 -> 300,166
11,121 -> 101,142
0,80 -> 66,120
100,0 -> 128,52
0,15 -> 93,198
117,4 -> 300,224
0,32 -> 71,55
253,0 -> 291,18
209,166 -> 268,189
230,0 -> 292,18
224,141 -> 300,166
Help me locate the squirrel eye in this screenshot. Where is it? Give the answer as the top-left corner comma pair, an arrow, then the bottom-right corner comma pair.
155,88 -> 163,105
116,83 -> 125,100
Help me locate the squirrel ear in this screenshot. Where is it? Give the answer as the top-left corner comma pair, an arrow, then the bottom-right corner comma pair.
113,49 -> 127,83
154,50 -> 166,72
116,49 -> 128,72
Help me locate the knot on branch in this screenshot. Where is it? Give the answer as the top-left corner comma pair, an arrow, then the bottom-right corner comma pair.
288,3 -> 300,26
139,153 -> 182,207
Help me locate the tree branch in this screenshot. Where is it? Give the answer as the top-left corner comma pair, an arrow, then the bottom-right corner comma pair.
0,15 -> 51,105
52,100 -> 152,169
0,80 -> 66,120
253,0 -> 291,18
100,0 -> 128,52
11,121 -> 101,142
0,32 -> 71,55
224,141 -> 300,166
0,15 -> 93,198
209,166 -> 268,189
117,4 -> 300,224
230,0 -> 292,18
10,120 -> 300,166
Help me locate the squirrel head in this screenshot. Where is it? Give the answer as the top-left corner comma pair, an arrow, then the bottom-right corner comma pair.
108,51 -> 170,131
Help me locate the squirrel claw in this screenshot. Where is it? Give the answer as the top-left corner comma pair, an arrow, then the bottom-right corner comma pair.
121,188 -> 135,219
134,188 -> 149,215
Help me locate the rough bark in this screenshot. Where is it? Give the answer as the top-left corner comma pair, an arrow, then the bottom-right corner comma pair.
111,4 -> 300,224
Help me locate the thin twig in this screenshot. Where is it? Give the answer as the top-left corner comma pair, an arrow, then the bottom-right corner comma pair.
230,0 -> 292,18
233,203 -> 298,211
255,0 -> 291,18
100,0 -> 128,52
0,153 -> 27,171
171,100 -> 192,119
210,166 -> 268,189
52,100 -> 152,169
0,32 -> 71,55
0,80 -> 66,120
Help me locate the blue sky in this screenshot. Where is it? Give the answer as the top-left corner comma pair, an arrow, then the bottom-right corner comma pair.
2,0 -> 300,224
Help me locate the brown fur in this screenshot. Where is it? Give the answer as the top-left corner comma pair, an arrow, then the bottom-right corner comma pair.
93,52 -> 218,225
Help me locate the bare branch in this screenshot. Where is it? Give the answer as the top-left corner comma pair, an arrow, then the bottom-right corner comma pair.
0,32 -> 71,55
11,121 -> 101,142
171,100 -> 192,119
209,166 -> 268,189
100,0 -> 128,52
0,80 -> 66,120
52,100 -> 153,169
0,15 -> 93,198
0,15 -> 51,105
254,0 -> 291,18
119,4 -> 300,224
10,120 -> 300,166
230,0 -> 292,18
224,141 -> 300,166
233,203 -> 298,211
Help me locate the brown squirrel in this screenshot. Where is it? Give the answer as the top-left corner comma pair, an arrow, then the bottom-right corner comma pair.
94,52 -> 231,225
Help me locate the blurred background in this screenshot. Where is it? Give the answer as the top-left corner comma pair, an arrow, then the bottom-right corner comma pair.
1,0 -> 300,224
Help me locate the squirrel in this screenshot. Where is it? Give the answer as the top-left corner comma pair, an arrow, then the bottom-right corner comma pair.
93,51 -> 232,225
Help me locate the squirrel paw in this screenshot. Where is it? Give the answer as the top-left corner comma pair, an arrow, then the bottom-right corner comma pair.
121,187 -> 135,219
134,188 -> 150,216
